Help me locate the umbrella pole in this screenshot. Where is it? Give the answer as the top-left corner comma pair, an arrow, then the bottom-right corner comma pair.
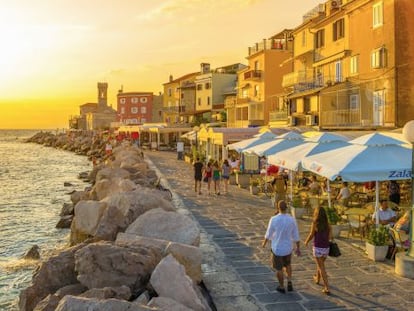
327,180 -> 332,209
289,170 -> 293,203
375,181 -> 380,227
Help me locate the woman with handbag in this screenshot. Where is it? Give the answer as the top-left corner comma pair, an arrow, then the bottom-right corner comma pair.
304,207 -> 332,295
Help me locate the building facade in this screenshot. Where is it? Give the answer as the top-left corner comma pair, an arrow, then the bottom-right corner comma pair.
117,91 -> 153,125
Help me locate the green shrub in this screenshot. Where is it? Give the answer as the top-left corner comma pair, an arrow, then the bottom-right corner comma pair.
367,225 -> 389,246
324,206 -> 341,225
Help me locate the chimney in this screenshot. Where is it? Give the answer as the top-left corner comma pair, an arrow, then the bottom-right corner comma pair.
169,75 -> 173,82
200,63 -> 210,74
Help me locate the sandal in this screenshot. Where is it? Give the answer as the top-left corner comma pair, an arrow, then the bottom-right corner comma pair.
287,281 -> 293,292
313,275 -> 320,285
322,288 -> 331,295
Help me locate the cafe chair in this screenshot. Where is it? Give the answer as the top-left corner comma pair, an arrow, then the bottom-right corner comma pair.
346,214 -> 368,240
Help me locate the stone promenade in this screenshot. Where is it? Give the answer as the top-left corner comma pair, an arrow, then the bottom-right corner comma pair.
146,151 -> 414,311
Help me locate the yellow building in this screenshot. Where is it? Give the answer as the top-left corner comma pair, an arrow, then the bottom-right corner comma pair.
284,0 -> 414,129
231,30 -> 294,128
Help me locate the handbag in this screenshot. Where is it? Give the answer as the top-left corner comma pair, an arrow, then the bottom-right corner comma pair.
329,241 -> 341,257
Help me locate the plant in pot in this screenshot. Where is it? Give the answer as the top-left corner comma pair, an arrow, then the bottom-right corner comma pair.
249,178 -> 260,195
324,206 -> 343,238
366,225 -> 390,261
236,171 -> 250,188
290,195 -> 306,219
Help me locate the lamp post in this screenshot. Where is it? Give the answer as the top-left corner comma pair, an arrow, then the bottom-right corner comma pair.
403,120 -> 414,257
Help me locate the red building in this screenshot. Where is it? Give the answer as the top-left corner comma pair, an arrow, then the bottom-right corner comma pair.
117,91 -> 153,125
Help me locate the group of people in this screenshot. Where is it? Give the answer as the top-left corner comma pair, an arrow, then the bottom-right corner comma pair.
193,158 -> 232,195
262,200 -> 332,295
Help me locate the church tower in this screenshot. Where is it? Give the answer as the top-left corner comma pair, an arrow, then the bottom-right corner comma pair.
97,82 -> 108,110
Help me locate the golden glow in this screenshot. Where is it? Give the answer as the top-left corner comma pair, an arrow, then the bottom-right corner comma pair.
0,0 -> 322,129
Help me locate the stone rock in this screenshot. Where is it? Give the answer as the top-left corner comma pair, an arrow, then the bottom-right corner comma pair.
56,215 -> 73,229
115,233 -> 168,254
165,242 -> 202,283
126,209 -> 200,246
150,255 -> 210,311
33,294 -> 60,311
55,295 -> 155,311
70,200 -> 107,244
75,241 -> 161,292
93,190 -> 174,241
60,203 -> 74,216
55,283 -> 87,298
132,290 -> 150,305
64,182 -> 73,187
148,297 -> 194,311
19,244 -> 85,311
23,245 -> 40,260
80,285 -> 131,300
95,167 -> 130,183
70,190 -> 89,205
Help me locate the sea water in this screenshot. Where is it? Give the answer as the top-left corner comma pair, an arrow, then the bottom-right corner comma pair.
0,130 -> 91,310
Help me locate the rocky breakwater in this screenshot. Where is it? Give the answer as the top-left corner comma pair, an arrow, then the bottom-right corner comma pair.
20,137 -> 213,311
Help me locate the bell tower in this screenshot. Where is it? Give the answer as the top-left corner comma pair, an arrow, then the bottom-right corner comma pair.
97,82 -> 108,110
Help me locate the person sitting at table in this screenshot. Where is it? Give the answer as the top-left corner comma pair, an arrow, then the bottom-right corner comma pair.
371,199 -> 398,226
336,182 -> 351,207
298,173 -> 310,189
394,210 -> 411,247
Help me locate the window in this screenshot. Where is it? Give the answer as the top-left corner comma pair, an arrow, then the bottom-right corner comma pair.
371,47 -> 387,69
241,89 -> 248,98
333,19 -> 345,41
302,30 -> 306,47
141,118 -> 146,123
197,84 -> 203,91
198,98 -> 201,106
205,82 -> 211,89
168,88 -> 172,96
119,98 -> 126,104
373,1 -> 383,28
175,87 -> 179,93
254,61 -> 259,71
254,85 -> 260,97
315,29 -> 325,48
207,96 -> 211,105
131,97 -> 139,103
131,107 -> 138,114
141,107 -> 146,114
121,107 -> 125,114
349,94 -> 359,110
335,61 -> 342,82
181,93 -> 184,99
350,55 -> 359,75
140,97 -> 148,103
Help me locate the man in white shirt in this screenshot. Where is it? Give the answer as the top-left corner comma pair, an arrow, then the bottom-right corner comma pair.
372,199 -> 397,226
262,200 -> 301,293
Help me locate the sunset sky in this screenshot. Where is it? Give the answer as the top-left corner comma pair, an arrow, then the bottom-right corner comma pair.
0,0 -> 322,129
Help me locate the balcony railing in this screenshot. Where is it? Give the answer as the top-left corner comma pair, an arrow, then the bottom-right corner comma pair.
236,97 -> 251,105
162,106 -> 179,113
269,111 -> 288,122
320,109 -> 361,127
244,70 -> 262,80
248,39 -> 287,56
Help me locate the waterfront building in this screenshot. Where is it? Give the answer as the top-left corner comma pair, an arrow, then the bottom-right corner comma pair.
283,0 -> 414,129
230,30 -> 294,129
116,90 -> 154,125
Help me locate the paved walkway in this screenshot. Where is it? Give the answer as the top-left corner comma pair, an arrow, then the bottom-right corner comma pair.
146,151 -> 414,311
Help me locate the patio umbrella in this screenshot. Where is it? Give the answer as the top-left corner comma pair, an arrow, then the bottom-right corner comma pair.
267,132 -> 349,208
226,131 -> 277,153
302,132 -> 411,225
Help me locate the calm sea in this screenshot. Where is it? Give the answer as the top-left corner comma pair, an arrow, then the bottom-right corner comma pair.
0,130 -> 91,310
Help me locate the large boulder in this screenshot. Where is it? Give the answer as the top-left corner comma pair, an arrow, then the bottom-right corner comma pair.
95,167 -> 130,183
70,201 -> 107,245
74,241 -> 162,292
80,285 -> 131,300
115,233 -> 168,254
33,294 -> 60,311
19,244 -> 85,311
92,178 -> 137,201
55,295 -> 154,311
126,209 -> 200,246
150,255 -> 210,311
70,191 -> 89,205
148,297 -> 193,311
165,242 -> 202,283
93,189 -> 174,241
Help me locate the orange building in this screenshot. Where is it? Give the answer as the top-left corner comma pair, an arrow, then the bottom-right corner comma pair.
117,91 -> 154,125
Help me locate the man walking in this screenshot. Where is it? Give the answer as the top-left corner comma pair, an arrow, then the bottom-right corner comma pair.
193,157 -> 204,195
262,200 -> 301,293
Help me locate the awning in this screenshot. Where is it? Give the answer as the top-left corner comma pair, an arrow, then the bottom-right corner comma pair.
312,51 -> 347,67
286,87 -> 324,99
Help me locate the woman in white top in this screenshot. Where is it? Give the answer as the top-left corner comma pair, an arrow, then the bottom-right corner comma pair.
336,182 -> 351,206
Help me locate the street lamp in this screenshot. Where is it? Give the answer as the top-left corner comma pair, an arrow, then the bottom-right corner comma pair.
403,120 -> 414,257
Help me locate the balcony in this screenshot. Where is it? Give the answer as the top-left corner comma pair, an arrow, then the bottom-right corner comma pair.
269,111 -> 288,122
244,70 -> 262,80
248,39 -> 287,56
282,70 -> 325,91
320,109 -> 361,128
162,106 -> 179,113
237,97 -> 251,105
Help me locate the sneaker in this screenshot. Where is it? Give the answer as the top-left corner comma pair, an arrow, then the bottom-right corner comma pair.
276,286 -> 286,294
287,281 -> 293,292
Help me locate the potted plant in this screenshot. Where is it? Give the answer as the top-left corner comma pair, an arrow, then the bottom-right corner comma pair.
249,178 -> 260,195
325,206 -> 343,238
365,225 -> 390,261
235,171 -> 250,189
290,195 -> 306,219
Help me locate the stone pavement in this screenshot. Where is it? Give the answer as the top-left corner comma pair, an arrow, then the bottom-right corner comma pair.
146,151 -> 414,311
